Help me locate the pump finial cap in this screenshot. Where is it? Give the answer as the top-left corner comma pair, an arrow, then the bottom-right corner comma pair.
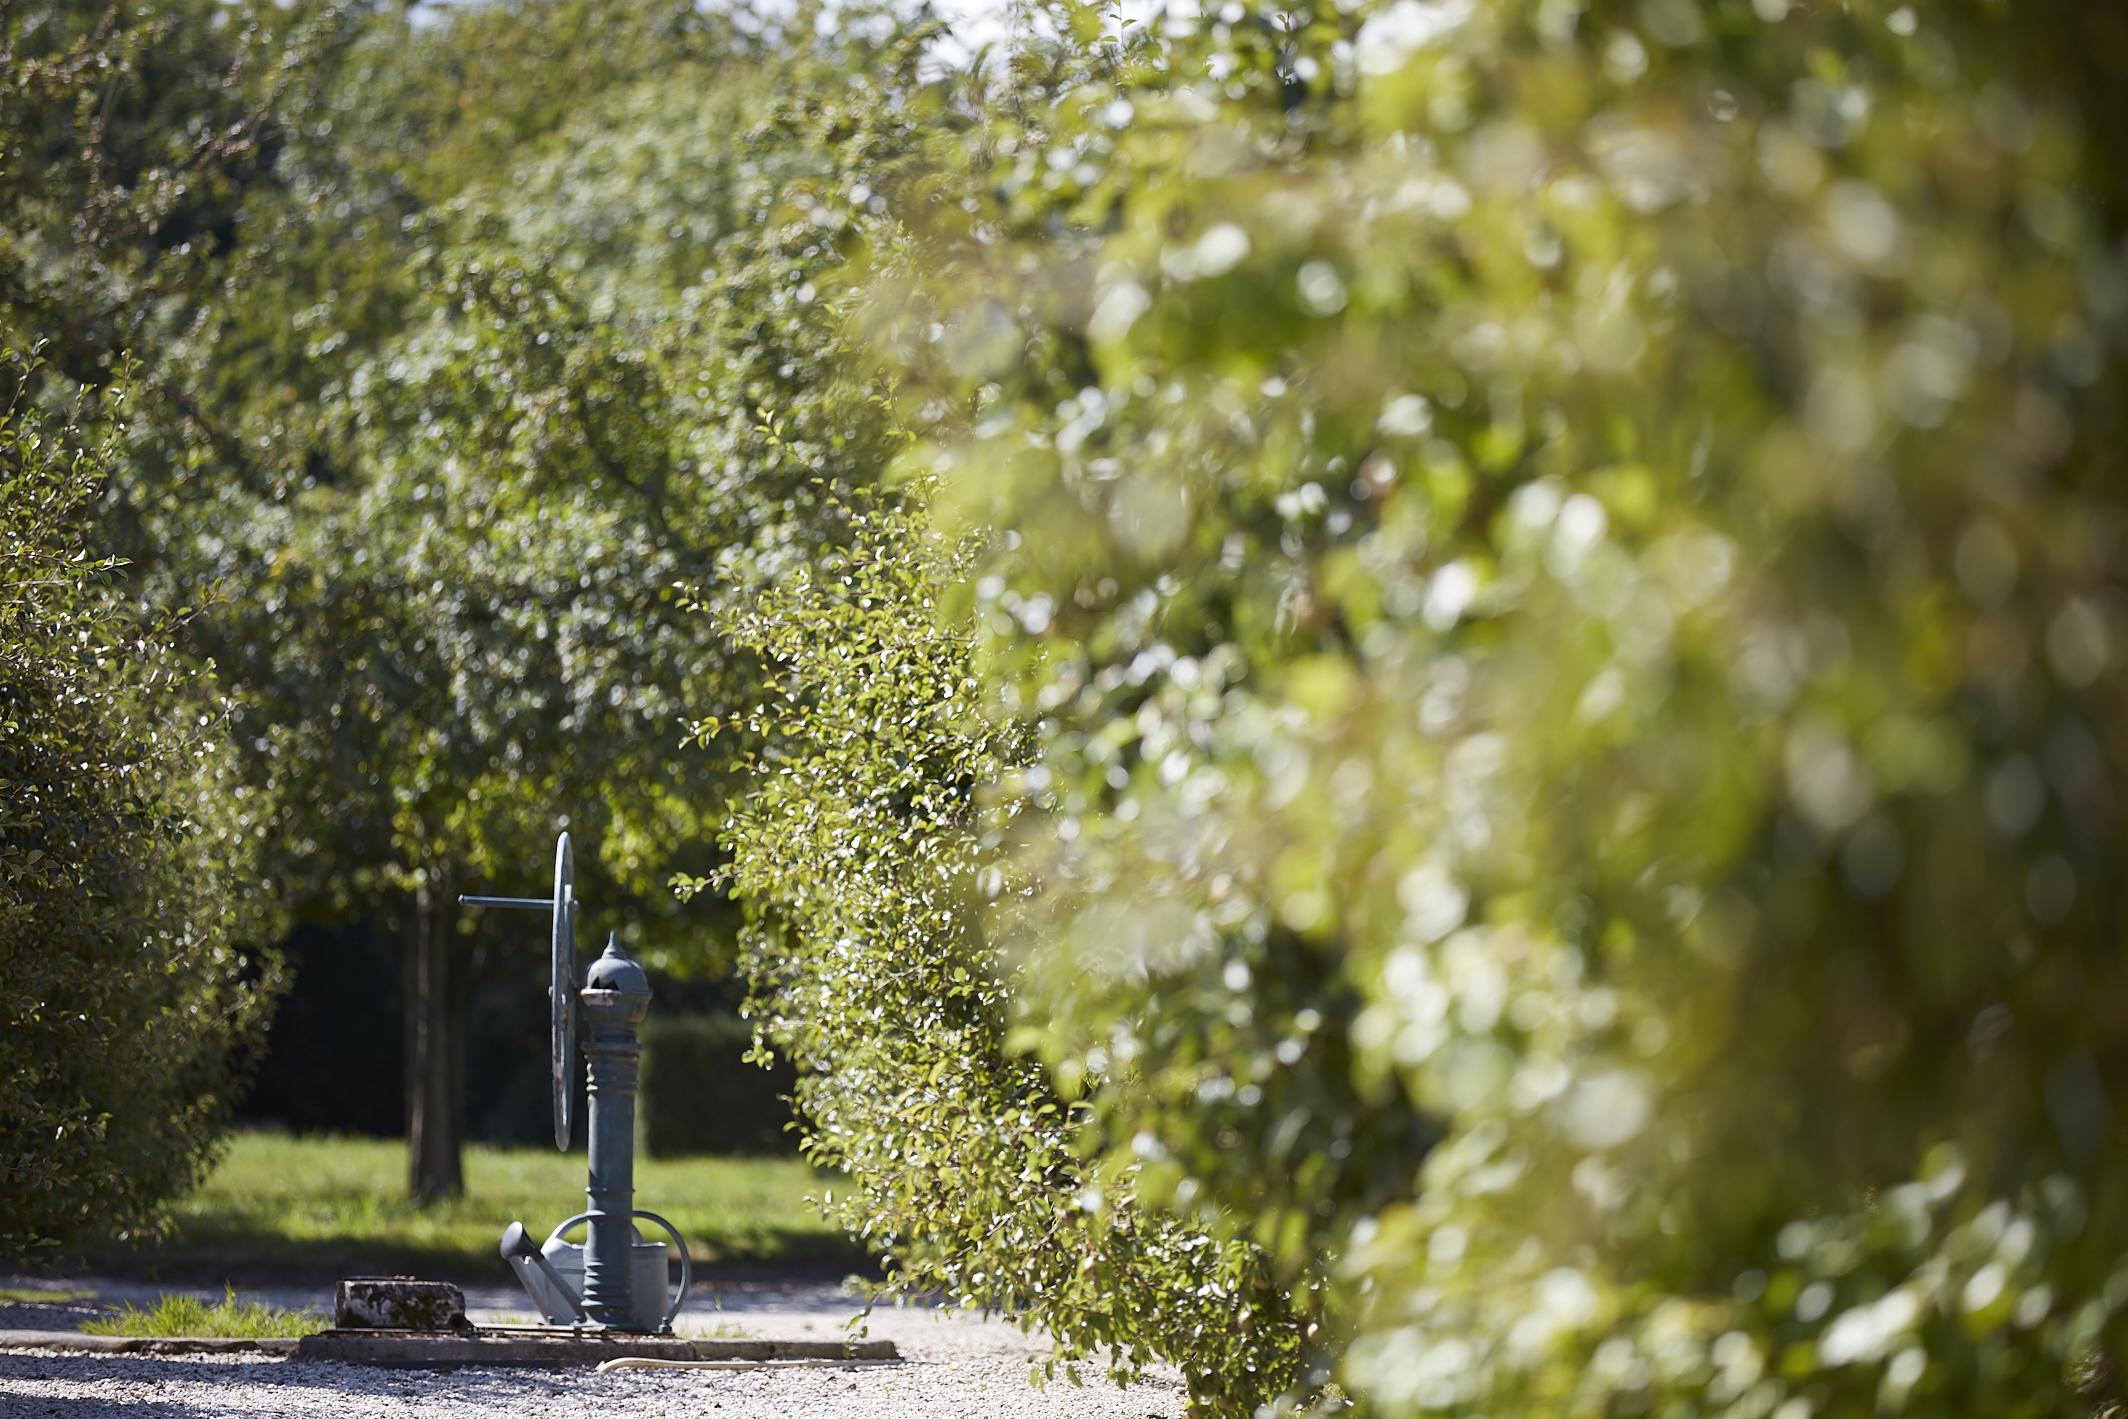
583,931 -> 650,995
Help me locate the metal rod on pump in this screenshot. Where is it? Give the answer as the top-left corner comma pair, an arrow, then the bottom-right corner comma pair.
456,833 -> 579,1153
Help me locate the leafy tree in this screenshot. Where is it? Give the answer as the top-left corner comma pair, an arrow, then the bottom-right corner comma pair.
187,1 -> 756,1195
0,0 -> 341,456
0,355 -> 279,1254
878,0 -> 2128,1412
5,0 -> 894,1198
223,6 -> 937,1197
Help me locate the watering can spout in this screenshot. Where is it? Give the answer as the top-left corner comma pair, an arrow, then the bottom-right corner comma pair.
500,1219 -> 586,1325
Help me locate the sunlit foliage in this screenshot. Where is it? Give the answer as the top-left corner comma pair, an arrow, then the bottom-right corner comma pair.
675,23 -> 1317,1405
7,0 -> 2124,1409
886,0 -> 2128,1412
5,0 -> 933,1197
709,499 -> 1306,1409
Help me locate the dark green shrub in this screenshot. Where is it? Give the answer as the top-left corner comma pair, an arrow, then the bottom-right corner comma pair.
0,362 -> 279,1255
639,1012 -> 796,1157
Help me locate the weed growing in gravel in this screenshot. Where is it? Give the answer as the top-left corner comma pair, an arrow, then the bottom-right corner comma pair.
82,1288 -> 323,1339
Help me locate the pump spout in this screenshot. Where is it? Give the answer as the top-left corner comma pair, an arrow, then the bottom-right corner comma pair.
500,1220 -> 586,1325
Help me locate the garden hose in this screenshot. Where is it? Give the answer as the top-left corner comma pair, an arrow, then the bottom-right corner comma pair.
595,1356 -> 900,1374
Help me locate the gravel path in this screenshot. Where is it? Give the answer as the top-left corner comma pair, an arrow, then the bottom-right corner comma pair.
0,1277 -> 1188,1418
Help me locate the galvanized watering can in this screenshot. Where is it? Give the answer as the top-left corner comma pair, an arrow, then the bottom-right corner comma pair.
499,1211 -> 691,1330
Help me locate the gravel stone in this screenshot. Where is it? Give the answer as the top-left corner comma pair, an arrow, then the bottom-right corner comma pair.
0,1277 -> 1189,1418
0,1347 -> 1186,1418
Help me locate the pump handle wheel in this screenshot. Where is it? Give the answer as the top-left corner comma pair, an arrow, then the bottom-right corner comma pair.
456,829 -> 580,1152
550,831 -> 577,1152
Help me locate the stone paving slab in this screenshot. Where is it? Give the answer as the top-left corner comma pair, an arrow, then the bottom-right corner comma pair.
0,1330 -> 298,1355
295,1328 -> 900,1367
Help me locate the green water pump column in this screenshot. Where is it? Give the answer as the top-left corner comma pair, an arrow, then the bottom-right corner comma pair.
468,833 -> 691,1332
578,934 -> 651,1329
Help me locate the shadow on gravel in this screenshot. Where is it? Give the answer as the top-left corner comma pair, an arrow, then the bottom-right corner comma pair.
0,1299 -> 112,1334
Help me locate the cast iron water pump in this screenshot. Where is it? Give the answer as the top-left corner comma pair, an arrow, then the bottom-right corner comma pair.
460,831 -> 692,1331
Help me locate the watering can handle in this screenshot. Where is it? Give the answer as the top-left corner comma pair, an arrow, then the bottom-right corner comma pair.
629,1209 -> 692,1329
543,1209 -> 693,1330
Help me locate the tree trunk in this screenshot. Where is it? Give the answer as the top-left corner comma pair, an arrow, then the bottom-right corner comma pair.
403,878 -> 465,1202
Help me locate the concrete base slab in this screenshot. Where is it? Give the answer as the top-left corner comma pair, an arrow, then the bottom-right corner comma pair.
0,1327 -> 898,1369
299,1328 -> 900,1367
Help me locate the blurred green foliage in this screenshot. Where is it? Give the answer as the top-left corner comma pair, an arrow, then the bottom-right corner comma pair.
2,0 -> 891,977
7,0 -> 2127,1412
873,0 -> 2128,1412
0,356 -> 279,1253
125,0 -> 766,953
674,27 -> 1313,1404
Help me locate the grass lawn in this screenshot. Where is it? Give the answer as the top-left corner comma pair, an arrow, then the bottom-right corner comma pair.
59,1132 -> 859,1284
0,1284 -> 92,1304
